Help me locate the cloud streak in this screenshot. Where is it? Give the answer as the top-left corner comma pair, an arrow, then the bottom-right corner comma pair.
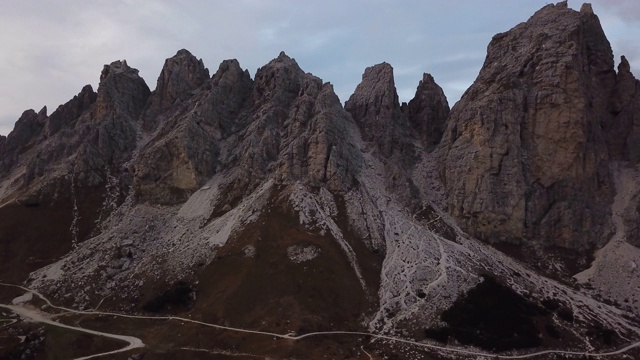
1,0 -> 639,135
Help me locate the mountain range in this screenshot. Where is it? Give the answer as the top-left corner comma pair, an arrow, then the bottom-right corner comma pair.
1,2 -> 639,359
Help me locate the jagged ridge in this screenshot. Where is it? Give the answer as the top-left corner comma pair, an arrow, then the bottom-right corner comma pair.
1,2 -> 640,359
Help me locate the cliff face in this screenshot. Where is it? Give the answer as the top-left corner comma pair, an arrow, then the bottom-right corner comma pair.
606,56 -> 640,161
0,61 -> 151,212
134,51 -> 363,205
436,2 -> 621,249
407,73 -> 450,149
345,63 -> 405,159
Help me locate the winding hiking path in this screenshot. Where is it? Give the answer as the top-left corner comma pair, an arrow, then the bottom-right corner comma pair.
0,303 -> 143,360
1,282 -> 640,359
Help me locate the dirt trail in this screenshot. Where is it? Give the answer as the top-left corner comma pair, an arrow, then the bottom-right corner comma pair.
1,282 -> 640,359
0,303 -> 143,360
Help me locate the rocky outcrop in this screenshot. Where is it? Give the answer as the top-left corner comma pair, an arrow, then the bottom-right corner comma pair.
152,49 -> 209,110
134,57 -> 252,204
0,108 -> 46,173
345,63 -> 408,159
346,63 -> 454,207
134,52 -> 363,205
246,52 -> 362,192
0,59 -> 150,199
437,2 -> 616,249
69,60 -> 149,186
407,73 -> 450,149
45,85 -> 97,138
95,60 -> 150,122
606,56 -> 640,160
142,49 -> 210,131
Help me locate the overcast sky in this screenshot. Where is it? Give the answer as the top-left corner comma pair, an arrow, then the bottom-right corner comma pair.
1,0 -> 639,136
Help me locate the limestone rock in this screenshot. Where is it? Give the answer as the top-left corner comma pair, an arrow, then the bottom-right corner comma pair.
252,52 -> 361,191
69,60 -> 149,185
134,51 -> 363,205
606,56 -> 640,160
134,57 -> 252,204
273,80 -> 362,191
346,63 -> 454,207
0,59 -> 150,201
153,49 -> 209,110
143,49 -> 210,131
345,63 -> 405,158
346,63 -> 453,207
0,108 -> 48,174
45,85 -> 97,138
216,52 -> 362,206
407,73 -> 450,149
96,60 -> 150,122
437,2 -> 615,249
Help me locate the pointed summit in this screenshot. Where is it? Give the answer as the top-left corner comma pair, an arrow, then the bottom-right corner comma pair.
605,55 -> 640,160
152,49 -> 210,111
99,60 -> 139,83
253,52 -> 306,105
45,85 -> 97,137
407,73 -> 449,148
96,60 -> 150,120
345,63 -> 402,157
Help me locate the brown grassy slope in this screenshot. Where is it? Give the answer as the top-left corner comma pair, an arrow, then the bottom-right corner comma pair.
191,190 -> 382,336
0,185 -> 105,284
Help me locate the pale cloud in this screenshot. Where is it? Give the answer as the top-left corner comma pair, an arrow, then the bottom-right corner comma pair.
1,0 -> 640,136
601,0 -> 640,24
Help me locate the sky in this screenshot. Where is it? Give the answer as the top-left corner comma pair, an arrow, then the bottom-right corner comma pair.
1,0 -> 640,136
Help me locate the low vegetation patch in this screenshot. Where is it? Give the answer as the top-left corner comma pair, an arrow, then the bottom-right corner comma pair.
143,281 -> 195,313
425,275 -> 549,351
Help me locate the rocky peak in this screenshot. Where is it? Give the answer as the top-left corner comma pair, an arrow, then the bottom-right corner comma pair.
437,1 -> 616,250
346,63 -> 399,121
96,60 -> 150,120
151,49 -> 210,111
211,59 -> 252,92
0,108 -> 48,174
37,106 -> 48,119
134,57 -> 254,204
619,55 -> 632,74
45,85 -> 97,137
605,56 -> 640,160
273,79 -> 363,192
253,51 -> 307,106
99,60 -> 135,82
345,62 -> 404,157
3,109 -> 45,152
610,56 -> 636,109
406,73 -> 450,149
580,2 -> 593,14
